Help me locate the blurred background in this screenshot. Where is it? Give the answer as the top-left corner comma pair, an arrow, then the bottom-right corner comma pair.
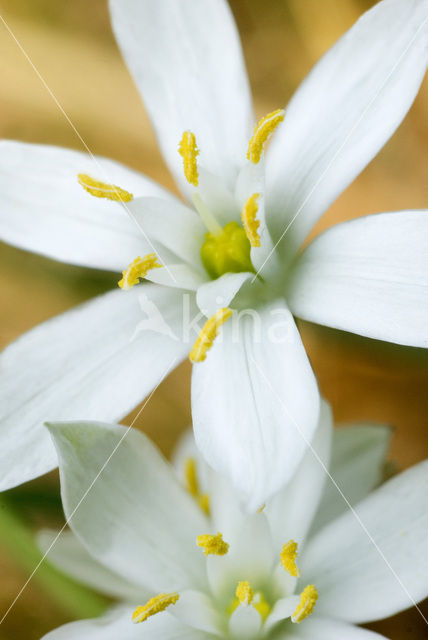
0,0 -> 427,637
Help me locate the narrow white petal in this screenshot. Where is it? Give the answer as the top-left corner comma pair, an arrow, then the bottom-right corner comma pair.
196,273 -> 252,317
172,430 -> 247,544
126,197 -> 206,271
0,141 -> 173,271
192,300 -> 320,511
266,0 -> 428,265
287,211 -> 428,347
42,606 -> 213,639
228,604 -> 261,639
236,162 -> 282,283
310,425 -> 391,534
109,0 -> 254,193
207,513 -> 274,600
198,167 -> 240,226
171,590 -> 224,636
264,595 -> 299,633
146,264 -> 206,291
302,461 -> 428,622
41,607 -> 141,640
284,616 -> 388,639
0,285 -> 190,490
266,400 -> 333,553
37,529 -> 143,601
47,421 -> 208,592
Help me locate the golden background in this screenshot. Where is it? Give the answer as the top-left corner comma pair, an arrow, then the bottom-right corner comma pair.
0,0 -> 427,637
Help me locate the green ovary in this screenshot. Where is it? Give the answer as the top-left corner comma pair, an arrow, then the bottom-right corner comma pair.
201,222 -> 254,279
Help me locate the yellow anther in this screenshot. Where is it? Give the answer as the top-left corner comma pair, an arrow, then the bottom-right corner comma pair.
253,592 -> 271,622
291,585 -> 318,624
118,254 -> 162,290
178,130 -> 199,186
196,532 -> 229,556
241,193 -> 261,247
77,173 -> 133,202
189,308 -> 232,363
132,592 -> 179,623
247,109 -> 285,164
184,458 -> 210,515
184,458 -> 199,497
280,540 -> 300,578
198,494 -> 211,515
236,581 -> 254,606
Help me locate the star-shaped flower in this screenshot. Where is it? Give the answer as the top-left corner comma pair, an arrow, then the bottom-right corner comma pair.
40,407 -> 428,639
0,0 -> 427,507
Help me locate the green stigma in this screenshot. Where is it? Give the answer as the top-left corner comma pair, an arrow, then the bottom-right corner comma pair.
201,222 -> 254,279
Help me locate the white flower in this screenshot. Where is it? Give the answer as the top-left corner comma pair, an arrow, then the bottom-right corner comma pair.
0,0 -> 427,506
41,406 -> 428,639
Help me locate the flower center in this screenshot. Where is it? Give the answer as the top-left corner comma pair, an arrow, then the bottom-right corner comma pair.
200,221 -> 254,280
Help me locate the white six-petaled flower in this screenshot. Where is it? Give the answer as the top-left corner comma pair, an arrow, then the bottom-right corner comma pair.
0,0 -> 427,509
40,405 -> 428,639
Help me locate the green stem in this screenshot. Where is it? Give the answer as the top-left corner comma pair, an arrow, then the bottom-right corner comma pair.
0,499 -> 109,620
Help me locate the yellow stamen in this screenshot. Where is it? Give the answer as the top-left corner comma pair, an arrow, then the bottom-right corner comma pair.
196,532 -> 229,556
178,130 -> 199,186
241,193 -> 261,247
184,457 -> 198,497
236,581 -> 253,606
183,458 -> 210,515
253,591 -> 271,621
280,540 -> 300,578
118,254 -> 162,290
247,109 -> 285,164
77,173 -> 133,202
291,585 -> 318,624
189,307 -> 232,363
198,493 -> 211,515
132,592 -> 179,623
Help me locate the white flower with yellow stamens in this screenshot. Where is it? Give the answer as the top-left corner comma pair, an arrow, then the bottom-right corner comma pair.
40,405 -> 428,639
0,0 -> 427,506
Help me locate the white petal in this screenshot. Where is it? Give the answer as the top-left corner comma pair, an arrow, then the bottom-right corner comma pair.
236,162 -> 282,283
265,0 -> 428,264
147,264 -> 206,291
265,400 -> 333,553
0,284 -> 190,490
171,590 -> 224,636
126,197 -> 206,271
42,606 -> 213,639
282,616 -> 388,639
0,141 -> 172,271
47,421 -> 208,592
287,211 -> 428,347
192,300 -> 320,511
37,529 -> 143,601
198,167 -> 240,226
196,273 -> 252,317
228,604 -> 261,639
207,513 -> 274,600
108,0 -> 253,193
301,461 -> 428,623
172,430 -> 248,545
310,424 -> 391,534
264,595 -> 299,633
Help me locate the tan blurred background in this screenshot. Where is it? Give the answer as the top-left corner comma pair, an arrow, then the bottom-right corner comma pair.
0,0 -> 427,637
